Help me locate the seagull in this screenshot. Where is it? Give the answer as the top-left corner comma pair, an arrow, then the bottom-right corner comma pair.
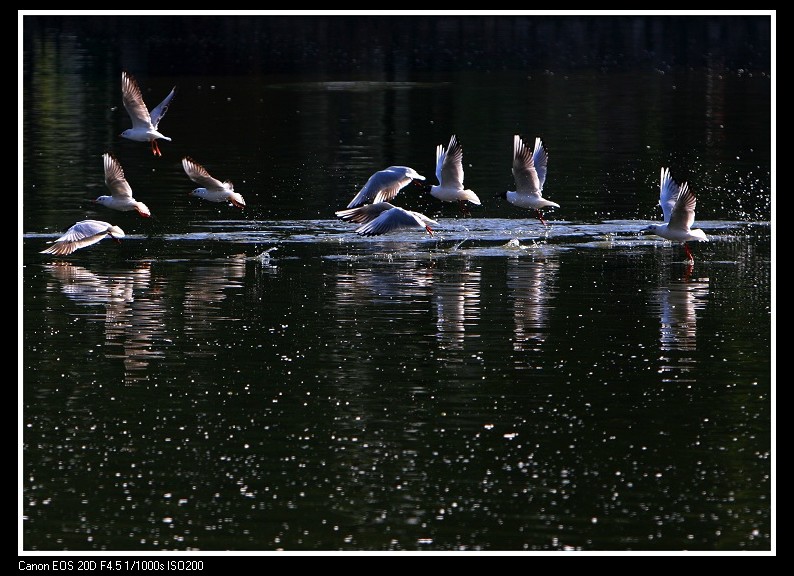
182,157 -> 246,209
430,134 -> 481,215
95,152 -> 151,217
40,220 -> 125,256
120,70 -> 175,156
346,166 -> 425,208
642,167 -> 709,262
335,201 -> 438,236
499,135 -> 558,225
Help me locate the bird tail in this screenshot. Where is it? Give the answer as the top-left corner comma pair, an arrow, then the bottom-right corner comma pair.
462,190 -> 481,205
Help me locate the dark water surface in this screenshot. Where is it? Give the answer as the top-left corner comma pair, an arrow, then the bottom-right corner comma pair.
21,14 -> 772,553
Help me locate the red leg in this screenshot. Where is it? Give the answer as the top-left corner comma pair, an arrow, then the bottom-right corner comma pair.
536,209 -> 548,226
425,225 -> 434,236
151,140 -> 162,156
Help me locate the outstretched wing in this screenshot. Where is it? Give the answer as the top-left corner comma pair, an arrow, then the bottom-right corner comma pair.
531,137 -> 548,190
336,201 -> 396,224
437,135 -> 465,189
355,206 -> 434,236
347,169 -> 408,208
182,157 -> 227,191
121,70 -> 154,130
149,85 -> 176,130
512,135 -> 541,197
103,152 -> 134,200
659,167 -> 681,224
668,182 -> 697,233
40,220 -> 117,256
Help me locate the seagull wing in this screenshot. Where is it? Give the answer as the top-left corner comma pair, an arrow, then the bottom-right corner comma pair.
103,153 -> 134,200
668,182 -> 697,233
149,86 -> 175,130
121,71 -> 154,130
372,170 -> 414,205
434,143 -> 445,184
347,170 -> 407,208
531,137 -> 548,191
437,135 -> 465,189
659,167 -> 680,224
182,157 -> 227,192
40,220 -> 117,256
512,135 -> 541,197
336,201 -> 396,224
355,206 -> 433,236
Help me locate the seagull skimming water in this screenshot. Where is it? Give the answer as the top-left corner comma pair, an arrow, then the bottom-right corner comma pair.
182,157 -> 246,209
641,167 -> 708,262
40,220 -> 125,256
336,202 -> 438,236
430,135 -> 481,215
499,135 -> 558,225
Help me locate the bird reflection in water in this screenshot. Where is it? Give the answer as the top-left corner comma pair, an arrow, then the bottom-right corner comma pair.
325,256 -> 435,389
433,263 -> 481,352
332,253 -> 435,311
651,263 -> 710,382
507,257 -> 559,354
44,261 -> 164,382
183,254 -> 247,355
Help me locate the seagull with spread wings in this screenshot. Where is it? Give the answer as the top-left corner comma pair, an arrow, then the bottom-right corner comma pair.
120,70 -> 175,156
499,135 -> 559,225
182,157 -> 246,209
95,152 -> 151,217
641,167 -> 708,262
40,220 -> 125,256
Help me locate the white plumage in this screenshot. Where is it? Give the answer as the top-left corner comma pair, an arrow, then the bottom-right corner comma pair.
40,220 -> 125,256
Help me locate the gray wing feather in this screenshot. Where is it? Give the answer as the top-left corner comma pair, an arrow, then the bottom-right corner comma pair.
531,137 -> 548,190
121,71 -> 153,129
355,206 -> 432,236
182,157 -> 226,191
439,135 -> 465,188
103,153 -> 134,199
668,183 -> 697,232
40,220 -> 116,255
336,202 -> 396,224
659,167 -> 680,224
150,86 -> 176,129
512,135 -> 541,196
347,169 -> 410,208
